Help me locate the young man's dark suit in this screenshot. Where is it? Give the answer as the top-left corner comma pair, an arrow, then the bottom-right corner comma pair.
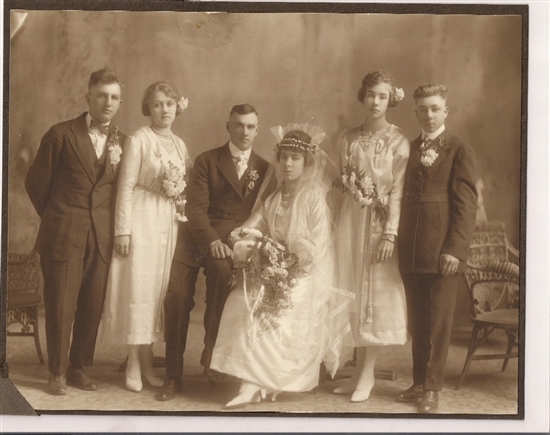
162,142 -> 272,392
25,112 -> 126,377
398,131 -> 477,393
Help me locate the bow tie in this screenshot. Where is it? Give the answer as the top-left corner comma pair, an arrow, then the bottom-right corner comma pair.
420,137 -> 434,149
90,119 -> 111,136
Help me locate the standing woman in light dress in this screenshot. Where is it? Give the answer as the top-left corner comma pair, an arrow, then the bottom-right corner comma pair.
333,71 -> 410,402
102,81 -> 192,392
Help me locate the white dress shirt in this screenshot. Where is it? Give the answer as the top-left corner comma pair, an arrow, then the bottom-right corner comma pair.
228,141 -> 252,179
422,124 -> 446,142
86,113 -> 110,158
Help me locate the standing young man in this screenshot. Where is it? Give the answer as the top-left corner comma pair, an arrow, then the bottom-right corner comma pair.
157,104 -> 274,401
397,84 -> 478,413
26,68 -> 126,395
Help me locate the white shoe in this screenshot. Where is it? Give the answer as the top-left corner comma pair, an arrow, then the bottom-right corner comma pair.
224,390 -> 261,409
350,380 -> 375,403
125,371 -> 143,392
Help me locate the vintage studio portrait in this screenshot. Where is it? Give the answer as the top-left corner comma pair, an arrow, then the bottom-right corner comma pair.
4,7 -> 524,417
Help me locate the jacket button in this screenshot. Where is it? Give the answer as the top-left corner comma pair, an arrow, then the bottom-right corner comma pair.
224,201 -> 229,205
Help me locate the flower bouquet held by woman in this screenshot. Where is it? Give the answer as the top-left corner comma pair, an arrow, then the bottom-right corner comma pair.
101,81 -> 192,392
333,70 -> 410,402
210,123 -> 355,409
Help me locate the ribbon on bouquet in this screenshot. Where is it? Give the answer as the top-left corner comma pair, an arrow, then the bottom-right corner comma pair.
242,270 -> 265,349
357,205 -> 374,335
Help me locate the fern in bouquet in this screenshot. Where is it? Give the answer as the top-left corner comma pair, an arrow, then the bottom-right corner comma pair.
333,163 -> 390,227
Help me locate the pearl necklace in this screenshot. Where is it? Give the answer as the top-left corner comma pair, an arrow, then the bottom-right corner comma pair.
151,127 -> 172,137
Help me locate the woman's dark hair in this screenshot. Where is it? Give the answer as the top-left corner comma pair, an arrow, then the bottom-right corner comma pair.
357,70 -> 398,108
141,81 -> 182,117
276,130 -> 313,166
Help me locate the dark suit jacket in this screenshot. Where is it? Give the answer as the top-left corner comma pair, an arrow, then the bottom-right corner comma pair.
174,142 -> 273,267
398,132 -> 478,274
25,112 -> 126,263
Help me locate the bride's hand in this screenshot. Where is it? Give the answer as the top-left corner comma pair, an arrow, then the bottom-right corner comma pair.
114,235 -> 131,257
229,228 -> 262,245
377,238 -> 394,262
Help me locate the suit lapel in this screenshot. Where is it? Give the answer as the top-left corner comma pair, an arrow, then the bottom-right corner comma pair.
410,135 -> 423,176
216,143 -> 243,199
69,113 -> 97,183
424,132 -> 450,176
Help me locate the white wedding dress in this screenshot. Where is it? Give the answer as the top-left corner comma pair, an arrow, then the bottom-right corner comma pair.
211,186 -> 352,392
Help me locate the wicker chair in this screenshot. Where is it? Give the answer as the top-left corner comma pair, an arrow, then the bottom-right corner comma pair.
7,250 -> 45,364
455,221 -> 520,390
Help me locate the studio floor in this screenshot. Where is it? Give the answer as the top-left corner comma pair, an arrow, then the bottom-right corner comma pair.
5,276 -> 519,417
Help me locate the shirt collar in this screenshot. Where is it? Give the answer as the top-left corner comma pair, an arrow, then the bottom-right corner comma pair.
86,113 -> 110,130
228,141 -> 252,160
422,125 -> 446,141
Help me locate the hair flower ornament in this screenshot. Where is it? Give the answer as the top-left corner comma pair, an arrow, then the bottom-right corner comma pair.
177,96 -> 189,113
394,88 -> 405,102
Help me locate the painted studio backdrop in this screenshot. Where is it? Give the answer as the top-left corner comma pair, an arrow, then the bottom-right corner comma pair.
8,10 -> 521,336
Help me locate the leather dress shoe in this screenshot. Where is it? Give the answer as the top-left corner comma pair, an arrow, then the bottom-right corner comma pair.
155,378 -> 182,401
418,390 -> 439,414
66,365 -> 97,391
48,373 -> 67,395
396,384 -> 424,402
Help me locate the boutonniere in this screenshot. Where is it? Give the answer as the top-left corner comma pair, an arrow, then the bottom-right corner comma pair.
107,126 -> 122,171
245,168 -> 259,197
420,148 -> 439,167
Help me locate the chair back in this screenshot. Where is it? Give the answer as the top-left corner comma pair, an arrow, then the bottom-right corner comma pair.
464,221 -> 520,317
7,250 -> 42,309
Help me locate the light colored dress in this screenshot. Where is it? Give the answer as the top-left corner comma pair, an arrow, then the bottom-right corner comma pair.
102,126 -> 191,345
334,124 -> 410,346
211,186 -> 352,392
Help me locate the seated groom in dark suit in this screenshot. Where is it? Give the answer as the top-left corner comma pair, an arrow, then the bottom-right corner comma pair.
25,67 -> 126,395
397,84 -> 478,413
157,104 -> 273,401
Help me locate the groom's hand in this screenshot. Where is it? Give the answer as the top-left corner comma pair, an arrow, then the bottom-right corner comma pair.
210,239 -> 233,259
114,235 -> 131,257
439,253 -> 460,276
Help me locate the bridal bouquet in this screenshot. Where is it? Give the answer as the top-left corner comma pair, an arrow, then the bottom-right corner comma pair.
333,163 -> 390,226
237,234 -> 307,336
153,161 -> 188,222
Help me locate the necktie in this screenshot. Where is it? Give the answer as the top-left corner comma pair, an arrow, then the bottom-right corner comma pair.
90,119 -> 110,136
236,154 -> 248,179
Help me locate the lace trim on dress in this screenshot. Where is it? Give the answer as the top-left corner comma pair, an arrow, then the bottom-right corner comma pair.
158,138 -> 177,155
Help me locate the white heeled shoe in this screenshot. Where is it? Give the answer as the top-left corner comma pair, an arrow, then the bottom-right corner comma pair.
260,388 -> 281,402
350,380 -> 375,403
224,390 -> 262,409
125,371 -> 143,392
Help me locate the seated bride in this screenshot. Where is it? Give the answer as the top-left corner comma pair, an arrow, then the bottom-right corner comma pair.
210,123 -> 354,409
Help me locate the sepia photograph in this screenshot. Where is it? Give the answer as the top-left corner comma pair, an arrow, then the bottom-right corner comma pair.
1,0 -> 545,431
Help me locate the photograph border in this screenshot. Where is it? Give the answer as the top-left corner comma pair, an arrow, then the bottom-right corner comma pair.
1,0 -> 541,431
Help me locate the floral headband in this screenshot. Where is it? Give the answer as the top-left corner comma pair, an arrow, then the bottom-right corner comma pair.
177,96 -> 189,112
271,123 -> 326,154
